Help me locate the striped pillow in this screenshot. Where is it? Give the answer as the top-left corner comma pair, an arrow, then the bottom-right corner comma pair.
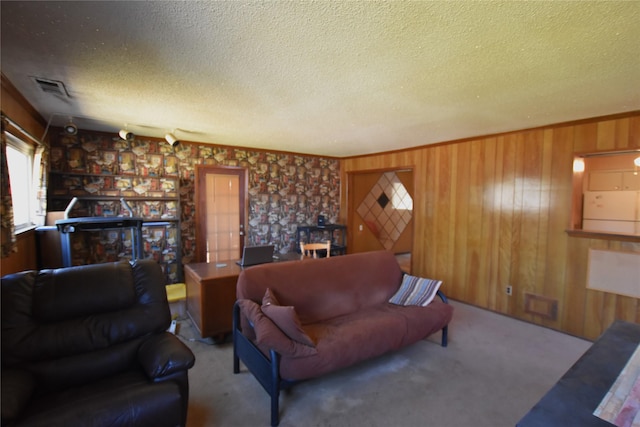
389,274 -> 443,306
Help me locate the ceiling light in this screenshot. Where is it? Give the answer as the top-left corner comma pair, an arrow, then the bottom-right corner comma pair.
63,118 -> 77,135
165,133 -> 180,147
119,129 -> 134,141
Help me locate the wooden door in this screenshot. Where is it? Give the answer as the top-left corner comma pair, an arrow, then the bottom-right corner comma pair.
195,165 -> 247,263
348,168 -> 414,255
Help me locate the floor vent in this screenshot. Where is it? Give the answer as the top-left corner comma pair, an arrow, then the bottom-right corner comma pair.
31,76 -> 70,97
524,293 -> 558,320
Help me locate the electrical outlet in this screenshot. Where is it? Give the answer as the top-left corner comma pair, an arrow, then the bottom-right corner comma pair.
506,285 -> 513,296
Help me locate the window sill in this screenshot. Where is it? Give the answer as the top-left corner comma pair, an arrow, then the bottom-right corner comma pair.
14,224 -> 38,235
566,229 -> 640,243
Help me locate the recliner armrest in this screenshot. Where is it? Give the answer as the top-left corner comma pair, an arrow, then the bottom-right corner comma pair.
137,332 -> 195,379
1,368 -> 35,424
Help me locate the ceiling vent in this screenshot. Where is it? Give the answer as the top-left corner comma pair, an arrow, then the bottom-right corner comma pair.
31,76 -> 70,98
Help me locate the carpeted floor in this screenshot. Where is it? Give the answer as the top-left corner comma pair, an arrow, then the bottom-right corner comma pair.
178,300 -> 591,427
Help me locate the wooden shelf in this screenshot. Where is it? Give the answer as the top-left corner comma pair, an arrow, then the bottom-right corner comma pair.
49,195 -> 178,201
566,229 -> 640,242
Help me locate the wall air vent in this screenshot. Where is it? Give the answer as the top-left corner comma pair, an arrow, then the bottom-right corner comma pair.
31,76 -> 70,98
523,293 -> 558,320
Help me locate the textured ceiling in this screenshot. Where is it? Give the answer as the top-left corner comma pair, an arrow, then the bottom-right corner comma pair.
1,1 -> 639,157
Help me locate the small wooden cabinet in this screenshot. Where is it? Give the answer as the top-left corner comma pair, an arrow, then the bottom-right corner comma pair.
184,262 -> 242,340
622,171 -> 640,190
588,171 -> 622,190
185,254 -> 300,339
588,170 -> 640,191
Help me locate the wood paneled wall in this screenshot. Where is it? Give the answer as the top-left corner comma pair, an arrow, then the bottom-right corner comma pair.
1,74 -> 46,138
1,74 -> 46,275
341,113 -> 640,340
0,230 -> 38,275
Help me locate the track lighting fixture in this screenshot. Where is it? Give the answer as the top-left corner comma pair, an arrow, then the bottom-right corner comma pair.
165,133 -> 180,147
119,129 -> 134,141
63,118 -> 78,135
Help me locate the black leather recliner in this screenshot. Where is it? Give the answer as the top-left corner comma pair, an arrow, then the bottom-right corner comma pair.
1,259 -> 196,427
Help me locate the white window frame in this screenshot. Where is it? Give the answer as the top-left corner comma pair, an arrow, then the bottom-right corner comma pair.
5,132 -> 36,232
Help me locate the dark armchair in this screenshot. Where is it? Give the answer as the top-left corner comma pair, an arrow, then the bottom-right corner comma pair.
1,259 -> 196,427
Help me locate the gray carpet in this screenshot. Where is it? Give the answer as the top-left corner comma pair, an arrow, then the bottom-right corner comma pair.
178,300 -> 591,427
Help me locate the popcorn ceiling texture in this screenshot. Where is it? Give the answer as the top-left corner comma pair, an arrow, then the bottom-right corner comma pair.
2,1 -> 639,157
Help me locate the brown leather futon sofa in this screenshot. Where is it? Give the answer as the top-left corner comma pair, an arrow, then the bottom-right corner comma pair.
233,250 -> 453,426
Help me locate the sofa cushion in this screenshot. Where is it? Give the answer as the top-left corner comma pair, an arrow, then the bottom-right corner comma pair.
387,300 -> 454,344
261,288 -> 315,347
279,305 -> 407,380
238,299 -> 318,358
389,274 -> 442,306
237,251 -> 403,324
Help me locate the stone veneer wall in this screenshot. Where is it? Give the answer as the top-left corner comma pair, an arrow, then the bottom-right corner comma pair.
47,130 -> 341,269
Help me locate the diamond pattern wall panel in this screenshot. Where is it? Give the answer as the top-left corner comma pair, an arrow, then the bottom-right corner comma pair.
356,171 -> 413,250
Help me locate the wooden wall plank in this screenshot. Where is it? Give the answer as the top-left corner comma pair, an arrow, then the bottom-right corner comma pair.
629,116 -> 640,147
562,236 -> 590,336
574,122 -> 598,152
418,152 -> 430,279
536,130 -> 554,327
543,126 -> 574,329
434,145 -> 453,285
444,145 -> 459,291
0,229 -> 38,275
498,135 -> 516,316
596,120 -> 617,151
466,139 -> 484,306
616,295 -> 638,324
615,118 -> 630,149
485,137 -> 501,311
452,143 -> 470,302
511,132 -> 531,320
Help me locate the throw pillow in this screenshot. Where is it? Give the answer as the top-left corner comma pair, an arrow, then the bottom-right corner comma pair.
237,299 -> 318,358
261,288 -> 316,347
389,274 -> 443,306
